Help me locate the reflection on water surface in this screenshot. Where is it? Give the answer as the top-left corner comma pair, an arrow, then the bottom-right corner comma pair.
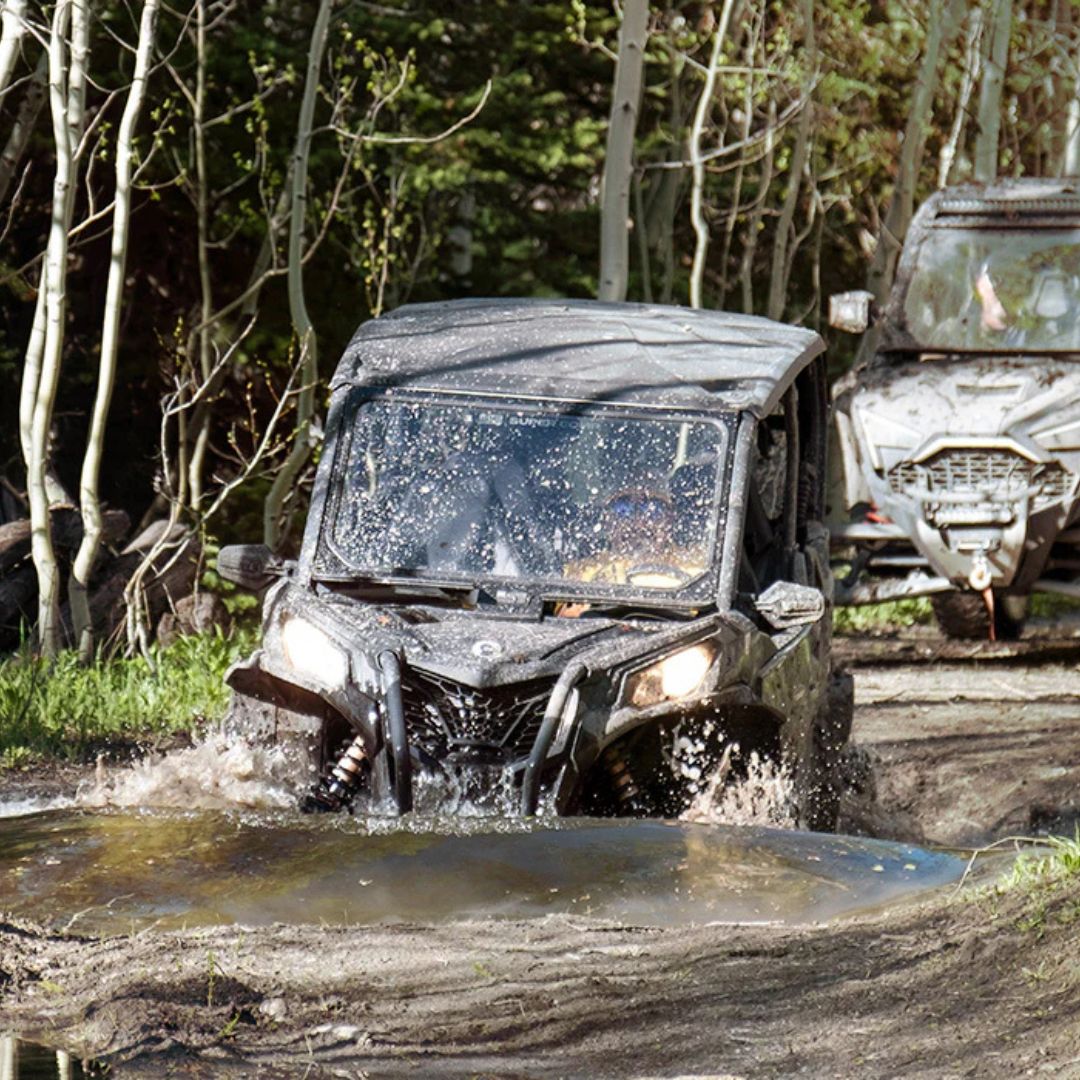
0,1035 -> 101,1079
0,807 -> 963,934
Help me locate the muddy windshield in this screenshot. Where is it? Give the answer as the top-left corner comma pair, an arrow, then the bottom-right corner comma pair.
903,226 -> 1080,351
323,396 -> 728,595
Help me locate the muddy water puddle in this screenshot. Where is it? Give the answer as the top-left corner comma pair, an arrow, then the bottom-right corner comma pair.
0,806 -> 962,934
0,1036 -> 101,1079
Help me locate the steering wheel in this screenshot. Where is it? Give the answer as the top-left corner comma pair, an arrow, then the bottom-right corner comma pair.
626,563 -> 692,587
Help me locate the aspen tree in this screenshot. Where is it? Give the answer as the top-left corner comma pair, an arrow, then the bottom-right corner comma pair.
766,0 -> 814,321
0,0 -> 28,98
24,0 -> 88,655
687,0 -> 736,309
598,0 -> 649,303
263,0 -> 334,549
859,0 -> 965,361
973,0 -> 1013,182
70,0 -> 160,661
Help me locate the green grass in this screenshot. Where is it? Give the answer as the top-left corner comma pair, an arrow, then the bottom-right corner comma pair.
1029,592 -> 1080,619
833,597 -> 934,634
0,628 -> 259,765
986,830 -> 1080,940
832,590 -> 1080,635
1003,830 -> 1080,892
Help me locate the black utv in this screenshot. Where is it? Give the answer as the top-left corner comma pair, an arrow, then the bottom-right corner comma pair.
219,299 -> 850,828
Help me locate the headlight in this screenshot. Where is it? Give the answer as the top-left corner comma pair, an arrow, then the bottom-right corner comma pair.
626,644 -> 714,708
280,616 -> 349,689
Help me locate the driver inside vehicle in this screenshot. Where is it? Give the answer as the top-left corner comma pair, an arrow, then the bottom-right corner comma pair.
562,487 -> 707,590
969,250 -> 1080,346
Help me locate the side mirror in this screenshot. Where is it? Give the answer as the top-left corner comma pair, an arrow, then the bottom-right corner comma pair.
828,290 -> 875,334
755,581 -> 825,630
217,544 -> 289,591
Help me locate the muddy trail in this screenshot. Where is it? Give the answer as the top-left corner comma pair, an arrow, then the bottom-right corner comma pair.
3,633 -> 1080,1078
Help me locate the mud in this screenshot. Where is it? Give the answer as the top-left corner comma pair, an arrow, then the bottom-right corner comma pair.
2,640 -> 1080,1077
839,649 -> 1080,846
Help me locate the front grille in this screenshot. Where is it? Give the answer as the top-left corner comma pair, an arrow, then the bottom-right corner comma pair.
401,669 -> 555,763
887,449 -> 1075,525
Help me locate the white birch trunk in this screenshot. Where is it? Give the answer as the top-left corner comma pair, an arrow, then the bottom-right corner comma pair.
973,0 -> 1013,183
1066,94 -> 1080,176
0,0 -> 28,98
263,0 -> 333,549
938,7 -> 983,187
187,0 -> 213,510
739,102 -> 775,314
597,0 -> 649,303
865,0 -> 961,309
856,0 -> 963,365
0,47 -> 47,206
687,0 -> 736,310
766,0 -> 815,321
26,0 -> 87,655
70,0 -> 159,660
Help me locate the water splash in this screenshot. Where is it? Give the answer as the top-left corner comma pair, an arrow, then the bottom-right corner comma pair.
0,794 -> 74,819
680,746 -> 796,829
77,733 -> 307,812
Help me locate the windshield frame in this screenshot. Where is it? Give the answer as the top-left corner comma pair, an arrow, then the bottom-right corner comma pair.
310,389 -> 736,609
885,218 -> 1080,356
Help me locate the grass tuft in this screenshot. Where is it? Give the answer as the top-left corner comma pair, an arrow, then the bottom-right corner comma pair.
0,627 -> 259,764
1003,830 -> 1080,890
833,597 -> 933,634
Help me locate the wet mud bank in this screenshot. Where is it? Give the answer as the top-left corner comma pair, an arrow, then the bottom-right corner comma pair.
837,640 -> 1080,847
2,884 -> 1080,1079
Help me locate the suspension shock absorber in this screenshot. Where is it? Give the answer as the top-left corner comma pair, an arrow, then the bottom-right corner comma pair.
602,745 -> 647,815
301,734 -> 368,813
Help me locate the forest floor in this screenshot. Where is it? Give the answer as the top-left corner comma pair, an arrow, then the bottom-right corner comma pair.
2,627 -> 1080,1077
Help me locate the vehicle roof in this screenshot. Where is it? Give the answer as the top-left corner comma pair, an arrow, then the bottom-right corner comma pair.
331,298 -> 824,417
915,178 -> 1080,220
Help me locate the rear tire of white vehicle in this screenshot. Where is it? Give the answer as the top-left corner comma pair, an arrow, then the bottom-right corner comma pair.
930,591 -> 1028,640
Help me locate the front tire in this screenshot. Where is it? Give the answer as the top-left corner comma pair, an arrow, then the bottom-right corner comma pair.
930,591 -> 1027,640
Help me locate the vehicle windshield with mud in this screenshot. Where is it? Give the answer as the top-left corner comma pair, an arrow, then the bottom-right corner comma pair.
830,180 -> 1080,638
219,299 -> 848,826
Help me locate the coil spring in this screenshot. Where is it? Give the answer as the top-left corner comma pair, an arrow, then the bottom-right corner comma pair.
602,745 -> 644,813
301,734 -> 367,813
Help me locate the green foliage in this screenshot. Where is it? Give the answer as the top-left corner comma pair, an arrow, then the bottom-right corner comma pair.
833,598 -> 934,634
1029,592 -> 1080,620
993,831 -> 1080,943
0,629 -> 258,763
1005,831 -> 1080,892
1,0 -> 1075,535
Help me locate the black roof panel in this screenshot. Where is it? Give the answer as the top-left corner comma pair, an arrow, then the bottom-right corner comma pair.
332,298 -> 824,417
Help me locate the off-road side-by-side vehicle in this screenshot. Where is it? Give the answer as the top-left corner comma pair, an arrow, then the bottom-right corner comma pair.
829,180 -> 1080,638
219,299 -> 850,828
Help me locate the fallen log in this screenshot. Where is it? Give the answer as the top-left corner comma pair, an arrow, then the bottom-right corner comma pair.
78,521 -> 202,655
0,509 -> 130,651
0,508 -> 130,576
0,563 -> 38,647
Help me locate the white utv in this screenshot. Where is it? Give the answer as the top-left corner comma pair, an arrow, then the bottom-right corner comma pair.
829,179 -> 1080,639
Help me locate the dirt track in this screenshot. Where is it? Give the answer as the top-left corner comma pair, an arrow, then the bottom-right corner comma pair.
3,632 -> 1080,1077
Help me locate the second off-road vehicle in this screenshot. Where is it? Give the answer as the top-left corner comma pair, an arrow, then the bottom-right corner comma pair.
830,180 -> 1080,638
218,299 -> 850,827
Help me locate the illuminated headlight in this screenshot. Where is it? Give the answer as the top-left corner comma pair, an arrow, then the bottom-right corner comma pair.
280,617 -> 349,689
626,644 -> 714,708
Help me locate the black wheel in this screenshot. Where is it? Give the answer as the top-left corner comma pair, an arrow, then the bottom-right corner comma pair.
799,670 -> 854,833
930,591 -> 1027,640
